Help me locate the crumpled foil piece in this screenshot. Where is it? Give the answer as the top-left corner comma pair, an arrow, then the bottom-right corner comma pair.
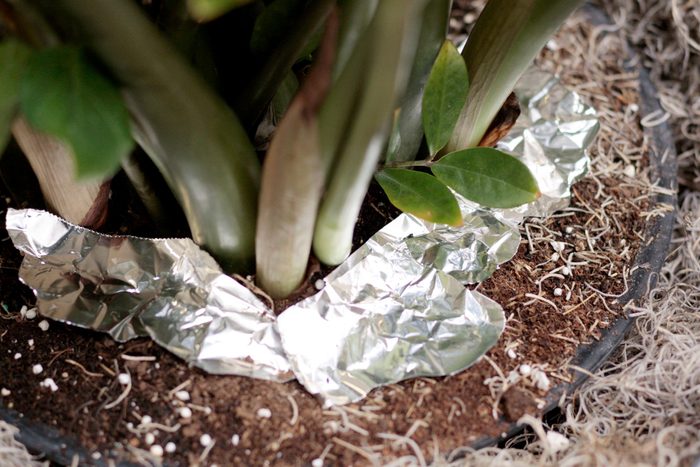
277,226 -> 506,405
276,66 -> 598,404
6,67 -> 597,405
6,208 -> 292,382
497,67 -> 599,218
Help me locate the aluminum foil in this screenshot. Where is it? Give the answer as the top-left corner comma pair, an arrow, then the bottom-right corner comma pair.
6,208 -> 292,381
278,249 -> 506,405
6,67 -> 597,405
496,67 -> 599,218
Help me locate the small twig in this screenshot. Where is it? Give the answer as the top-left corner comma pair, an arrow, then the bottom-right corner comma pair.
332,437 -> 379,464
104,368 -> 132,410
121,354 -> 156,362
98,362 -> 116,377
48,348 -> 73,366
286,394 -> 299,426
199,440 -> 216,464
167,379 -> 192,398
65,359 -> 103,378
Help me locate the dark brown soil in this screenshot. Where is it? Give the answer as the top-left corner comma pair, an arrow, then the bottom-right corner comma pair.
0,168 -> 649,466
0,6 -> 654,467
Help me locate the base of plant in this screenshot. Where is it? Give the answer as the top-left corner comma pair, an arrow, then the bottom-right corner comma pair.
0,7 -> 676,466
0,167 -> 655,465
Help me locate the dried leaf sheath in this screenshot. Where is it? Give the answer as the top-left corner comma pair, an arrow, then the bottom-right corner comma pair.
12,119 -> 108,227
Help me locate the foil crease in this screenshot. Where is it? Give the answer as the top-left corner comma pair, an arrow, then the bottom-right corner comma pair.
496,67 -> 599,218
6,67 -> 597,404
278,238 -> 506,405
6,208 -> 292,382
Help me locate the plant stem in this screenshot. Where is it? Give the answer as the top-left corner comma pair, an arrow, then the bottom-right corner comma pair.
385,0 -> 452,164
446,0 -> 583,151
120,155 -> 168,226
12,118 -> 107,226
39,0 -> 261,273
332,0 -> 378,79
312,0 -> 426,265
255,10 -> 337,299
382,160 -> 432,169
235,0 -> 335,125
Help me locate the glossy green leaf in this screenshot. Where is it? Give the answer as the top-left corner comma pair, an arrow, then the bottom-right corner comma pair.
422,40 -> 468,156
20,47 -> 133,179
376,168 -> 462,226
0,40 -> 33,155
187,0 -> 255,22
431,147 -> 540,208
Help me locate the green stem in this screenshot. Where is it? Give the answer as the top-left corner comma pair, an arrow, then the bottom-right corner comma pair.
384,0 -> 452,164
332,0 -> 378,79
382,160 -> 432,169
254,11 -> 336,299
312,0 -> 426,265
446,0 -> 583,151
39,0 -> 261,273
235,0 -> 335,125
120,155 -> 168,226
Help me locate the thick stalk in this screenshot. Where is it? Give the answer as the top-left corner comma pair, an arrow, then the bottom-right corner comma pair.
2,3 -> 108,225
255,11 -> 337,299
317,29 -> 369,175
39,0 -> 261,273
235,0 -> 335,125
255,99 -> 324,298
333,0 -> 378,79
313,0 -> 426,265
446,0 -> 583,151
385,0 -> 452,163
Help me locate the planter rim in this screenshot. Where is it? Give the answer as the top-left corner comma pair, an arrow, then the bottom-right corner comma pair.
466,4 -> 678,452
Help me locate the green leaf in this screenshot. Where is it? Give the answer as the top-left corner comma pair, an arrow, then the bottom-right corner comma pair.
187,0 -> 255,22
422,40 -> 469,156
0,40 -> 33,155
376,168 -> 462,226
431,147 -> 540,208
20,47 -> 133,180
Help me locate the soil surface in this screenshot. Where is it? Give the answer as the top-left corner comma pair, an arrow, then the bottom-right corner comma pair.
0,6 -> 654,467
0,173 -> 646,466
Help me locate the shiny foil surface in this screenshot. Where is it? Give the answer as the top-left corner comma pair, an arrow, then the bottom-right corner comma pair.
6,208 -> 292,382
6,68 -> 597,404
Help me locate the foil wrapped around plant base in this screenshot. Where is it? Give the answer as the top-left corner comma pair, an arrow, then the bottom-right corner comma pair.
5,67 -> 598,405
